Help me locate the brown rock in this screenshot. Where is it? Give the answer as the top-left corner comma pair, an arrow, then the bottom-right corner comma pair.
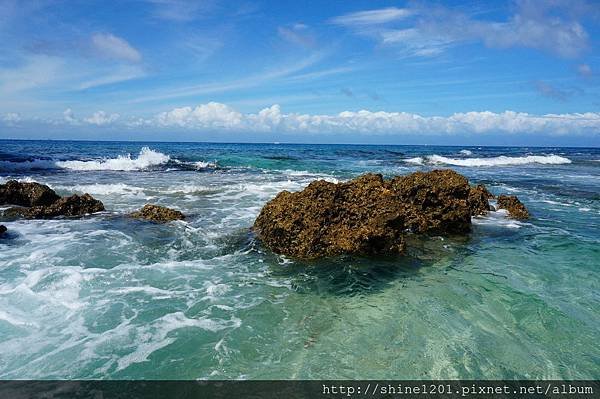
468,184 -> 495,216
254,169 -> 482,259
6,194 -> 104,219
0,180 -> 60,207
497,195 -> 530,219
0,225 -> 6,236
130,204 -> 185,223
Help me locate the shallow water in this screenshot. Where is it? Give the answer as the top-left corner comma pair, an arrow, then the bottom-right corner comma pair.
0,140 -> 599,379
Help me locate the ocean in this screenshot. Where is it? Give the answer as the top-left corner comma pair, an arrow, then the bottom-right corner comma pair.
0,140 -> 598,379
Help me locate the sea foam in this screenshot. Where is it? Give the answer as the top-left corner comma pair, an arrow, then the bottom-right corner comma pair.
404,154 -> 572,167
56,147 -> 170,171
0,147 -> 171,172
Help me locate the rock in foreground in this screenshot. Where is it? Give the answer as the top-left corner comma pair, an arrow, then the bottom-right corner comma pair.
131,204 -> 185,222
0,225 -> 6,237
254,170 -> 527,259
6,194 -> 105,219
497,195 -> 530,220
0,180 -> 60,207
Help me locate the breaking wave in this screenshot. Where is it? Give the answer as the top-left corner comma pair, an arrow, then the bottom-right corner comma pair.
404,154 -> 572,167
0,147 -> 217,172
56,147 -> 170,171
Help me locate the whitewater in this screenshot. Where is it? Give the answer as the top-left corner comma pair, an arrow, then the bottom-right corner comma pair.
0,141 -> 599,380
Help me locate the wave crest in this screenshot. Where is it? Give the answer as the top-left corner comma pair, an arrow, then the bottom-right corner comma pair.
56,147 -> 170,171
404,154 -> 572,167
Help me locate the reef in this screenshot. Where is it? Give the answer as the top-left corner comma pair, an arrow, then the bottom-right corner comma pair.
497,195 -> 530,220
254,169 -> 528,259
130,204 -> 186,222
1,181 -> 104,219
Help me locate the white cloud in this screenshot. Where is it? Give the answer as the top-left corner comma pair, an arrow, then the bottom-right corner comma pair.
78,65 -> 147,90
144,102 -> 600,136
330,7 -> 413,26
63,108 -> 77,124
91,33 -> 142,63
333,2 -> 593,58
83,111 -> 120,125
277,24 -> 316,48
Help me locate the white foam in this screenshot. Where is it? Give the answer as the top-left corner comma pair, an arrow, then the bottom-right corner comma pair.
65,183 -> 144,196
459,149 -> 473,156
55,147 -> 169,171
405,154 -> 571,167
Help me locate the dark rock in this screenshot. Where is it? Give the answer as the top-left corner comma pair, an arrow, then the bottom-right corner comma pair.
0,180 -> 60,207
497,195 -> 530,219
130,204 -> 185,223
0,225 -> 6,236
6,194 -> 104,219
468,184 -> 495,216
254,169 -> 479,259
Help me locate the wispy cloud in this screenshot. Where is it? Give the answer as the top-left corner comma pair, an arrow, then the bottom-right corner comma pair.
129,52 -> 325,103
91,33 -> 142,63
277,24 -> 316,48
145,0 -> 216,22
578,63 -> 593,78
533,80 -> 580,102
330,7 -> 413,26
332,1 -> 595,58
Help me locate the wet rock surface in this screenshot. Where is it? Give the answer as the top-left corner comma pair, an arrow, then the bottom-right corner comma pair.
0,180 -> 60,207
468,184 -> 495,216
130,204 -> 185,222
0,225 -> 6,236
497,195 -> 530,220
1,181 -> 104,219
5,194 -> 105,219
254,169 -> 528,259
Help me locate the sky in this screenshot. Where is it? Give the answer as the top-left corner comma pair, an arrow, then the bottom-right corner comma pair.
1,0 -> 600,146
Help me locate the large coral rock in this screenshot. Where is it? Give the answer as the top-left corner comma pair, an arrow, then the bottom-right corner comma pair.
497,195 -> 530,219
130,204 -> 185,223
468,184 -> 495,216
254,170 -> 481,259
6,194 -> 104,219
0,180 -> 60,207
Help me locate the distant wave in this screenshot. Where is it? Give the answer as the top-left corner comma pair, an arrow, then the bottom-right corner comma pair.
404,154 -> 572,167
459,149 -> 473,156
56,147 -> 169,171
0,147 -> 217,172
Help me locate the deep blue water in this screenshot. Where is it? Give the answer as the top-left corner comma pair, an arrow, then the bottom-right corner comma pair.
0,140 -> 598,379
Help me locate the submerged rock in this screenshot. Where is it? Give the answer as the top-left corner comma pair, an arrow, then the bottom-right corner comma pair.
255,170 -> 475,259
6,194 -> 105,219
0,225 -> 6,236
0,180 -> 60,207
468,184 -> 495,216
497,195 -> 530,219
130,204 -> 185,222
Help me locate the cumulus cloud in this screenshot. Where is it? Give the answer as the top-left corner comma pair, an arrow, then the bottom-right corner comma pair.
91,33 -> 142,63
84,111 -> 120,125
333,1 -> 595,58
144,102 -> 600,136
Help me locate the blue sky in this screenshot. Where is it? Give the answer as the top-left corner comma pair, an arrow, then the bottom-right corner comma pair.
1,0 -> 600,145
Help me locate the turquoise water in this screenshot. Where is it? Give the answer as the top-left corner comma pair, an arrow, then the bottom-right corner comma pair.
0,141 -> 598,379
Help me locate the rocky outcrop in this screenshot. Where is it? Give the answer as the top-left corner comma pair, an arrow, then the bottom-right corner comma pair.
5,194 -> 105,219
254,170 -> 528,259
497,195 -> 530,219
130,204 -> 185,223
0,180 -> 60,207
468,184 -> 495,216
0,225 -> 6,237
